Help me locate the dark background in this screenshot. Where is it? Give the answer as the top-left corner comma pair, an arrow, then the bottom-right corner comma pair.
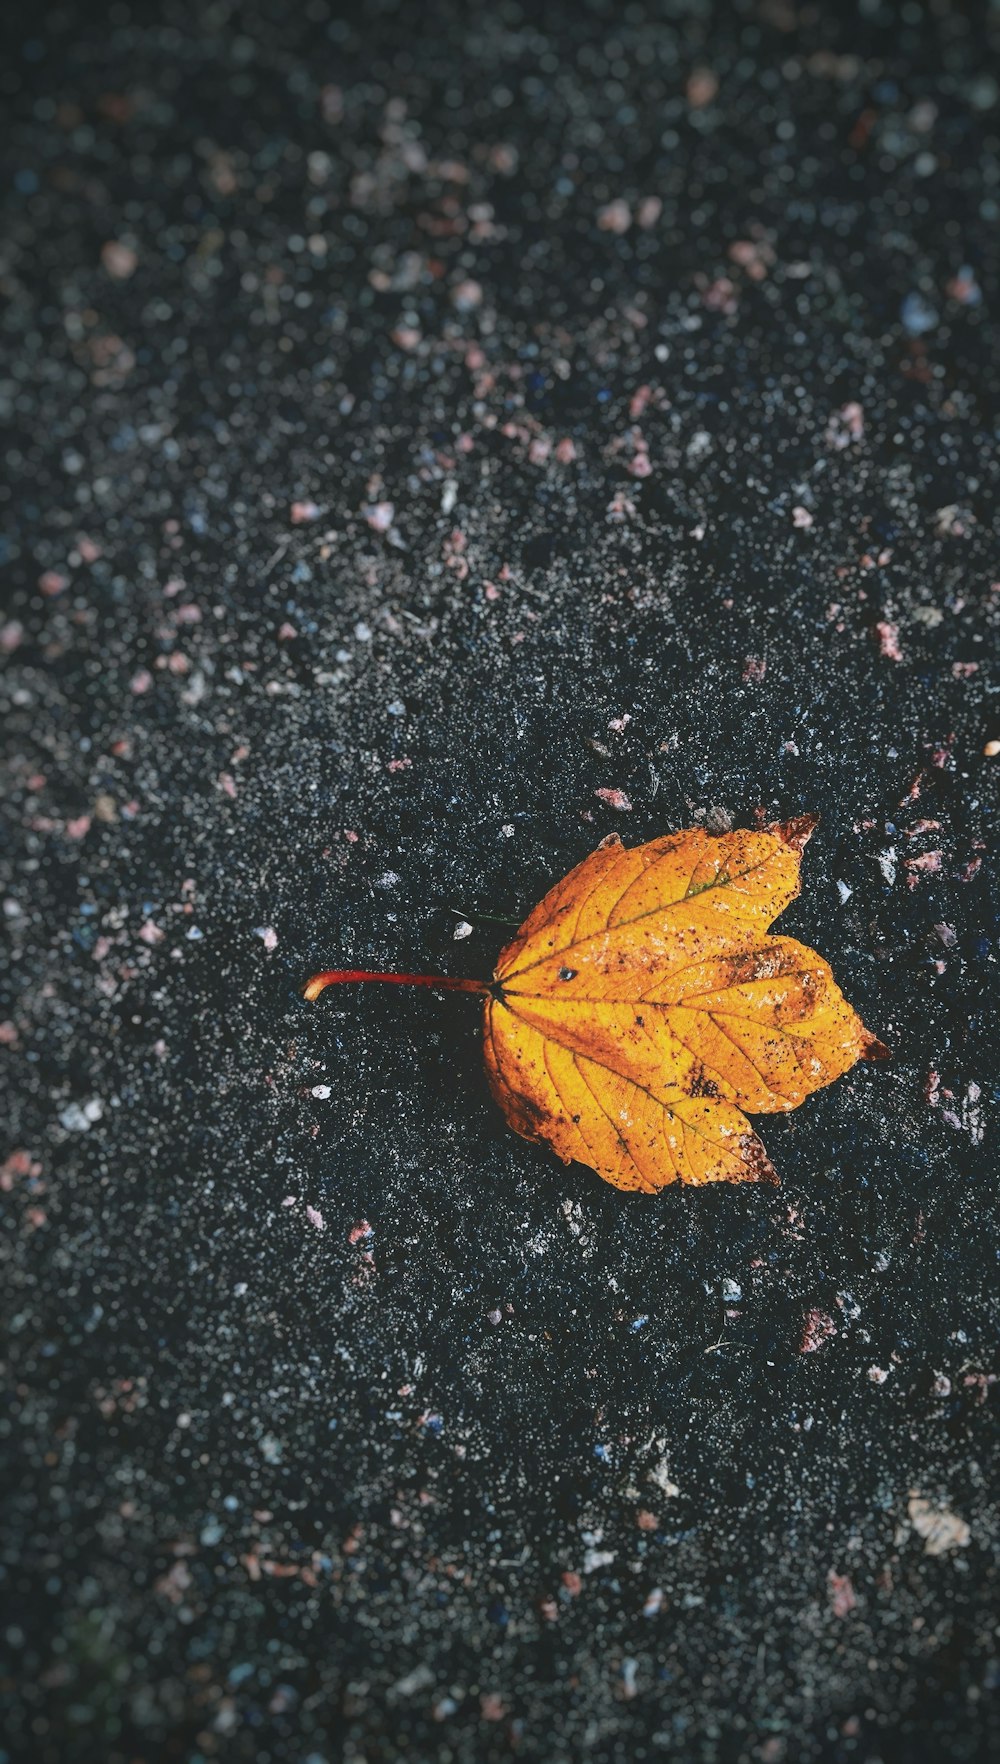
2,2 -> 999,1760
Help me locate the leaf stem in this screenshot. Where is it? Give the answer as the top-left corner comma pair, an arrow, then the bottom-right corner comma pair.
303,968 -> 490,1002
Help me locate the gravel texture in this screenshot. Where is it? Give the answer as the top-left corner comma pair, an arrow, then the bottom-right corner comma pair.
2,3 -> 999,1761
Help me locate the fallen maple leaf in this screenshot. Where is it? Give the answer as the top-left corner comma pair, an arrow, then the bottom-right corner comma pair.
304,819 -> 886,1192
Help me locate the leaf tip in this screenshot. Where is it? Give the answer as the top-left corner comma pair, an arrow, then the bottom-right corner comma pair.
772,813 -> 819,853
862,1035 -> 891,1062
743,1135 -> 780,1185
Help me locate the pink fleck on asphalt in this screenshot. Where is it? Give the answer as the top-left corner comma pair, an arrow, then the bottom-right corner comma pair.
800,1311 -> 837,1354
875,620 -> 903,661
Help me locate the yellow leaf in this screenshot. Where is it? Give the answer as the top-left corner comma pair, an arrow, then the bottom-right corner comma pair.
484,819 -> 886,1191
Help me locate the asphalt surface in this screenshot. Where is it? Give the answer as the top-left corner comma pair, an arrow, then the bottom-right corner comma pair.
2,3 -> 999,1761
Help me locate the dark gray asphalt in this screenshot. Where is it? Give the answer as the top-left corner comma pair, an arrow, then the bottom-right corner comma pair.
2,4 -> 999,1760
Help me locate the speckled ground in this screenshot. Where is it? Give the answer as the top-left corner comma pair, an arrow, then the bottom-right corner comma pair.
2,3 -> 999,1761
